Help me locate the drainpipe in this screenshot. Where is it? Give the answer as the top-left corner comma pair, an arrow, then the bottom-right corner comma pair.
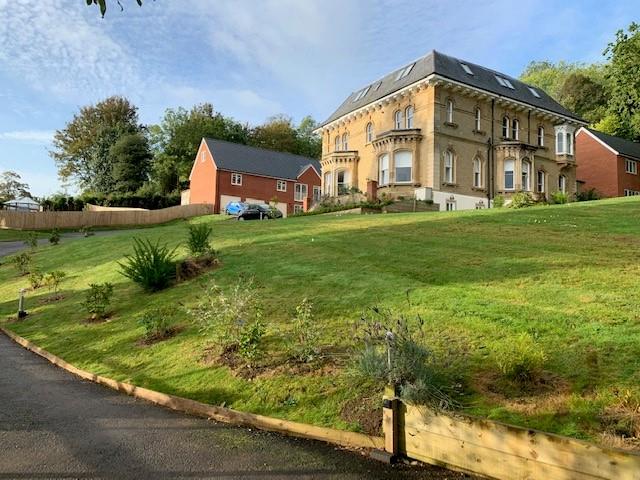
527,110 -> 532,145
488,99 -> 495,206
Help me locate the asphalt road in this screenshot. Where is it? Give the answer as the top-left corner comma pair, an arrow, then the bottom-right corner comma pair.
0,333 -> 473,479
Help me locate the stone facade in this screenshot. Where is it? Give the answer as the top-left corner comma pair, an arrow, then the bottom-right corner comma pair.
319,76 -> 583,211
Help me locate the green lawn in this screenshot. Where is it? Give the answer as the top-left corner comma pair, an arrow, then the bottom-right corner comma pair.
2,198 -> 640,446
0,229 -> 47,242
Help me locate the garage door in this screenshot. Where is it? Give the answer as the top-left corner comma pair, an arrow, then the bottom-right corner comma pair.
244,197 -> 268,205
274,202 -> 288,218
219,195 -> 241,213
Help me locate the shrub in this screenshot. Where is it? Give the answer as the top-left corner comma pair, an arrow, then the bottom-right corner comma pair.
576,188 -> 601,202
186,223 -> 214,257
187,278 -> 267,365
79,226 -> 94,237
44,271 -> 66,296
29,271 -> 44,289
49,229 -> 60,245
119,238 -> 177,292
551,191 -> 569,204
492,333 -> 547,382
289,298 -> 321,363
12,252 -> 32,275
509,192 -> 536,209
24,232 -> 38,249
138,306 -> 176,341
492,195 -> 505,208
83,282 -> 114,320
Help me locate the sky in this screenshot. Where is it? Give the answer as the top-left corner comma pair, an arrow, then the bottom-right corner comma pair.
0,0 -> 637,197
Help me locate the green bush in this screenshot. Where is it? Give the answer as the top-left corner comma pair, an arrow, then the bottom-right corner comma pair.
492,333 -> 547,382
12,252 -> 32,275
289,298 -> 321,363
49,228 -> 60,245
509,192 -> 536,209
492,195 -> 505,208
576,188 -> 601,202
29,271 -> 44,289
551,191 -> 569,204
119,238 -> 177,292
24,232 -> 38,249
186,223 -> 214,256
138,306 -> 176,341
187,278 -> 267,365
83,282 -> 114,320
44,270 -> 66,296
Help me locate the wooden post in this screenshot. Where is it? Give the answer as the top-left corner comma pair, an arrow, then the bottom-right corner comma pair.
382,385 -> 399,459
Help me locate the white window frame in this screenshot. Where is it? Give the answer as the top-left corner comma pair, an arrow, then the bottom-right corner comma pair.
378,154 -> 389,186
323,172 -> 332,196
366,122 -> 374,143
537,170 -> 545,193
538,126 -> 544,147
475,107 -> 481,131
504,159 -> 515,191
294,183 -> 308,202
342,132 -> 349,151
313,185 -> 322,202
522,160 -> 531,191
473,157 -> 482,188
624,189 -> 640,196
446,199 -> 457,211
200,151 -> 206,163
394,110 -> 403,129
276,180 -> 287,192
394,151 -> 412,183
446,99 -> 454,123
625,159 -> 638,175
336,170 -> 350,194
502,116 -> 509,138
555,125 -> 575,155
334,136 -> 340,152
558,175 -> 566,193
231,173 -> 242,186
444,151 -> 454,184
293,204 -> 304,214
405,106 -> 414,129
512,119 -> 519,141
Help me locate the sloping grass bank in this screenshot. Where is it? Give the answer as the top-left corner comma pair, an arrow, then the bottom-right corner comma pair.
1,198 -> 640,447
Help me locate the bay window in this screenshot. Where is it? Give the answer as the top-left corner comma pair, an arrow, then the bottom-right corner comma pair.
378,154 -> 389,185
522,160 -> 531,191
394,151 -> 412,183
504,159 -> 515,190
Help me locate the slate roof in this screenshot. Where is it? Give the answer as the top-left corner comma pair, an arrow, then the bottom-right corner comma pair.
321,50 -> 583,126
203,138 -> 320,180
584,128 -> 640,161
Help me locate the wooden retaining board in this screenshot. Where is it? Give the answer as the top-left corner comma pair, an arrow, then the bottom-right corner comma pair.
398,403 -> 640,480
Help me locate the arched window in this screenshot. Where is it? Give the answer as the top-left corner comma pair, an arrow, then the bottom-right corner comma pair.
512,119 -> 519,140
446,99 -> 454,123
473,157 -> 482,188
504,159 -> 515,190
395,151 -> 412,182
342,132 -> 349,151
558,174 -> 566,193
444,150 -> 454,184
378,154 -> 389,185
475,107 -> 481,131
522,159 -> 531,191
537,126 -> 544,147
394,110 -> 403,129
334,136 -> 341,152
537,170 -> 545,193
502,116 -> 509,138
405,106 -> 414,128
366,122 -> 374,143
323,171 -> 332,196
337,170 -> 350,195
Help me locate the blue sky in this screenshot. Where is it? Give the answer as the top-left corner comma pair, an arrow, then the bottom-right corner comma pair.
0,0 -> 636,196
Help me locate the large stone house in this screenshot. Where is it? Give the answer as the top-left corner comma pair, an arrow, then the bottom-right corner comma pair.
316,51 -> 586,210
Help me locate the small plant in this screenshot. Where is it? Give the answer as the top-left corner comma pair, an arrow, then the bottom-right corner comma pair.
138,306 -> 177,341
551,191 -> 569,204
289,298 -> 321,362
576,188 -> 601,202
186,223 -> 214,257
29,271 -> 44,289
79,226 -> 94,237
12,252 -> 32,275
492,195 -> 505,208
49,228 -> 61,245
119,238 -> 177,292
492,333 -> 547,382
44,270 -> 66,296
83,282 -> 114,320
509,192 -> 536,209
24,232 -> 38,249
237,319 -> 266,364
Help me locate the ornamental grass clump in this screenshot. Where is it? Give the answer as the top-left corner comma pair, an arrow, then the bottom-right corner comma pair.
186,223 -> 214,257
119,238 -> 177,292
492,333 -> 547,383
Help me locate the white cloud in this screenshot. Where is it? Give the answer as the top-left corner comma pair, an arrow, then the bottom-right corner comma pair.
0,130 -> 54,143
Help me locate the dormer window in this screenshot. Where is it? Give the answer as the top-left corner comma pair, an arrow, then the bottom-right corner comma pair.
395,63 -> 415,81
460,63 -> 474,75
555,124 -> 575,155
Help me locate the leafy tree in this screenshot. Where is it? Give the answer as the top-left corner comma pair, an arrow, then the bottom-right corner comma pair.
50,96 -> 144,193
249,115 -> 298,154
603,22 -> 640,141
558,73 -> 608,124
295,116 -> 322,159
0,171 -> 31,202
109,133 -> 152,194
87,0 -> 143,17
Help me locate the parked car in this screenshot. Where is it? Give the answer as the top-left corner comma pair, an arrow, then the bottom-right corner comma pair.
237,204 -> 283,221
224,201 -> 247,215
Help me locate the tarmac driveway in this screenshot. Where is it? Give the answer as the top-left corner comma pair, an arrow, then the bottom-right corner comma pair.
0,333 -> 473,479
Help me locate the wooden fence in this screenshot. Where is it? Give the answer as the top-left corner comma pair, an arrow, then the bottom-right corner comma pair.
383,390 -> 640,480
0,203 -> 214,230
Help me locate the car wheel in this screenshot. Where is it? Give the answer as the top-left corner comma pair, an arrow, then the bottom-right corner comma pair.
238,216 -> 245,221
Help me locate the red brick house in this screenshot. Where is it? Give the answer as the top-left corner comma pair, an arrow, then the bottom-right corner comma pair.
188,138 -> 322,216
576,128 -> 640,197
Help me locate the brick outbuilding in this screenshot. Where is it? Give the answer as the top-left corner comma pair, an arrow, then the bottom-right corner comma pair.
576,128 -> 640,198
188,138 -> 321,216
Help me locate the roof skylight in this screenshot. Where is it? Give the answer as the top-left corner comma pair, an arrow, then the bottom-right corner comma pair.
353,86 -> 370,102
495,75 -> 514,89
460,63 -> 474,75
395,63 -> 415,81
528,87 -> 541,98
